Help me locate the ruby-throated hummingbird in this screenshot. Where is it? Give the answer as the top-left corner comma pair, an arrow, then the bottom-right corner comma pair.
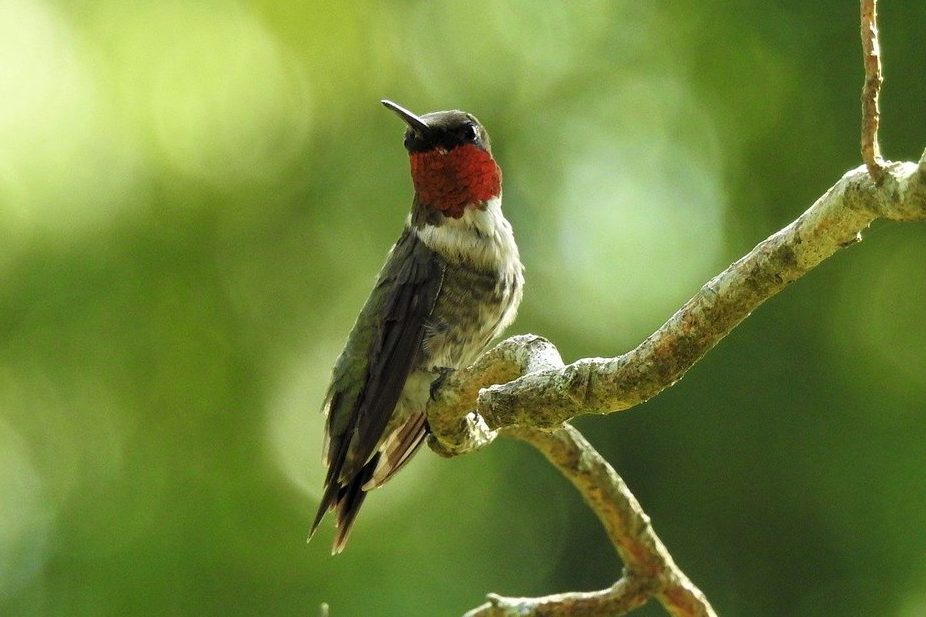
310,100 -> 524,553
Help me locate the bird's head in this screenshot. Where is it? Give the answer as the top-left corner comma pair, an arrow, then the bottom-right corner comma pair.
382,100 -> 501,219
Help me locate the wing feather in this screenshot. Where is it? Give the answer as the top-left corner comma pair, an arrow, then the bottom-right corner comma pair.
310,228 -> 442,549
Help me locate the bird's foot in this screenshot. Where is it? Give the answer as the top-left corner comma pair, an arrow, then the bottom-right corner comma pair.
429,367 -> 455,400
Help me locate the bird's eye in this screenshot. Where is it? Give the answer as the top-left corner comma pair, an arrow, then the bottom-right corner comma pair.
404,130 -> 422,150
461,124 -> 478,142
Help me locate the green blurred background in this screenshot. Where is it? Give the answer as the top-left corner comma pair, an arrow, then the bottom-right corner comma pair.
1,1 -> 925,615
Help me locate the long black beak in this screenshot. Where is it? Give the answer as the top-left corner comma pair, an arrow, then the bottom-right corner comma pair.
381,99 -> 430,134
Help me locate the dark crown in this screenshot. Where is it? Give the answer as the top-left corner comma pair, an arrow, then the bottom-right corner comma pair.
402,110 -> 492,154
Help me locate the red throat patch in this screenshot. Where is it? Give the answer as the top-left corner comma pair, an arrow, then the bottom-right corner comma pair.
409,144 -> 502,218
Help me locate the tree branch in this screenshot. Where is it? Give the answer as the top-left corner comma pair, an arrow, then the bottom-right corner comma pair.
428,157 -> 926,450
509,426 -> 716,617
417,8 -> 926,617
429,340 -> 716,615
427,334 -> 560,457
429,155 -> 926,617
457,424 -> 716,617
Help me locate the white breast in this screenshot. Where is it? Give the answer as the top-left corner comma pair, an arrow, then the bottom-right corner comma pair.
415,197 -> 521,274
415,196 -> 525,368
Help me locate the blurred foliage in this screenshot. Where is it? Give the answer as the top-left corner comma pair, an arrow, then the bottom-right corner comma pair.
1,1 -> 925,615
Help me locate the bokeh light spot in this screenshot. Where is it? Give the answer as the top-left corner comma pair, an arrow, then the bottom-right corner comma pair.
0,0 -> 140,242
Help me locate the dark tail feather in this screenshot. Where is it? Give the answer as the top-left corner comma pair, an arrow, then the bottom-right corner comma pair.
309,433 -> 352,541
309,479 -> 340,541
310,454 -> 380,554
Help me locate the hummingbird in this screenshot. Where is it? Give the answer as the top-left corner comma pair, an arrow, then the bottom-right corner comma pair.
310,100 -> 524,553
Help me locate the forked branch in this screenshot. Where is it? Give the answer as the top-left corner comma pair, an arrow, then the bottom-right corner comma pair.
420,4 -> 926,617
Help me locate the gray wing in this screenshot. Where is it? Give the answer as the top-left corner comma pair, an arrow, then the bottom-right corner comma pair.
310,227 -> 442,552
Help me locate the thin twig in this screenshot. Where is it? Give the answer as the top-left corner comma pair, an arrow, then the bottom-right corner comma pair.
463,577 -> 651,617
861,0 -> 886,180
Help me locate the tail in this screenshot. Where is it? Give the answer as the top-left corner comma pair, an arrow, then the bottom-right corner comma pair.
310,411 -> 430,553
309,453 -> 380,554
